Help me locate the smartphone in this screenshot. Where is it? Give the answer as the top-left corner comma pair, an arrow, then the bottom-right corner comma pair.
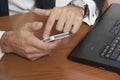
42,32 -> 71,42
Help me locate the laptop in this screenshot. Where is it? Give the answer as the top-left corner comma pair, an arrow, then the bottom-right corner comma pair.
68,3 -> 120,73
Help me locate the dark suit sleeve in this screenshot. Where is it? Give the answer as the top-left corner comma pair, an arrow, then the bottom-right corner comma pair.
94,0 -> 105,12
35,0 -> 55,9
0,0 -> 9,16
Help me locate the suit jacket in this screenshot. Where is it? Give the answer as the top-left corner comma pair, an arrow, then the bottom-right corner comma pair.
0,0 -> 105,16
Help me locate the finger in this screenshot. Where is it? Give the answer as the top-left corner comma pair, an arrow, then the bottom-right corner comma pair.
24,22 -> 43,32
24,37 -> 60,61
33,8 -> 51,16
29,35 -> 61,51
31,52 -> 50,60
72,16 -> 83,33
42,40 -> 61,50
56,8 -> 67,32
63,11 -> 75,32
43,12 -> 57,38
25,41 -> 57,61
32,22 -> 43,30
26,52 -> 49,60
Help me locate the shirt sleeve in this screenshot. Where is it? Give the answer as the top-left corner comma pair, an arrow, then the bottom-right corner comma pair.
83,0 -> 99,26
0,31 -> 5,59
56,0 -> 72,7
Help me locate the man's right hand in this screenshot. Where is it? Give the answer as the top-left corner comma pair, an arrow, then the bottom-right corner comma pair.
0,22 -> 61,60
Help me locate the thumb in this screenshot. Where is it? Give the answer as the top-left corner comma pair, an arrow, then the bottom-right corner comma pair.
33,8 -> 51,16
24,22 -> 43,32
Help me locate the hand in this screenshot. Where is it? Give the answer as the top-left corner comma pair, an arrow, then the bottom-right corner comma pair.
34,5 -> 84,38
0,22 -> 61,60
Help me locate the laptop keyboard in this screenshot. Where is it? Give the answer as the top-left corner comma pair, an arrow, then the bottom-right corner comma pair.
100,32 -> 120,62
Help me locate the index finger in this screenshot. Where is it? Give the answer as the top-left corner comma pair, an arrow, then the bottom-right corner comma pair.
43,13 -> 57,38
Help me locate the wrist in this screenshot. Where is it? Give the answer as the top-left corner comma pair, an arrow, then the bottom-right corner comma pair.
69,0 -> 88,18
0,31 -> 14,53
67,4 -> 84,17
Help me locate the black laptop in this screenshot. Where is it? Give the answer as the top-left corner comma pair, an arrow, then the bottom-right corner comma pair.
68,3 -> 120,73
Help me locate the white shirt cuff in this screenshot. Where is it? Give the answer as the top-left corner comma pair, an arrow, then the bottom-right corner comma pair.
83,0 -> 99,26
56,0 -> 72,7
0,31 -> 5,59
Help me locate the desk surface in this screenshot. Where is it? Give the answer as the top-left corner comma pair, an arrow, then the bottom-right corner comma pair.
0,4 -> 120,80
